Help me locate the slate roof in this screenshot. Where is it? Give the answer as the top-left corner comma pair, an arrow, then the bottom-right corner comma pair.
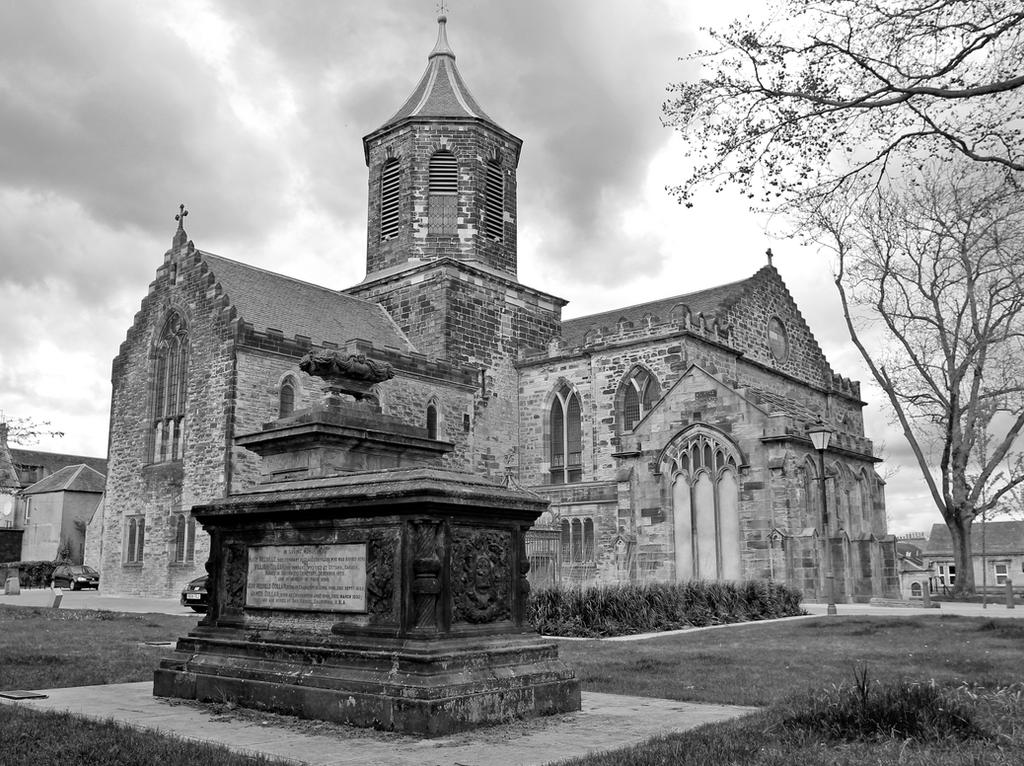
560,274 -> 756,348
924,522 -> 1024,556
9,449 -> 108,487
376,16 -> 495,131
744,385 -> 820,421
22,464 -> 106,496
202,253 -> 415,351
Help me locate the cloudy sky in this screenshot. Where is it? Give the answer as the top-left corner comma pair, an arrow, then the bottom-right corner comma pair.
0,0 -> 936,533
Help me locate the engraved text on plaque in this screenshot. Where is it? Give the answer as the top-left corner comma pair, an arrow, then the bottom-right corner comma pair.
246,543 -> 367,612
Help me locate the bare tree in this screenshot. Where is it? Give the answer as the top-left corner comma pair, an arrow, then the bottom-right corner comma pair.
664,0 -> 1024,207
3,416 -> 64,446
805,161 -> 1024,596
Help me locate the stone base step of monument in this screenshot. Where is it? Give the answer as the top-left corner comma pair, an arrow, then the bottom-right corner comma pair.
153,629 -> 580,736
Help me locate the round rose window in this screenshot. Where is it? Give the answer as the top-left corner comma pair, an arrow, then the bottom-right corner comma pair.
768,316 -> 789,363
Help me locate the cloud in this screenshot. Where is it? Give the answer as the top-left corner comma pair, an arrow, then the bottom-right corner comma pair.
0,1 -> 289,241
0,1 -> 943,533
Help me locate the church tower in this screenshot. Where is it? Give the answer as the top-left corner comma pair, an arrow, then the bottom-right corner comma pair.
361,14 -> 521,279
347,15 -> 566,476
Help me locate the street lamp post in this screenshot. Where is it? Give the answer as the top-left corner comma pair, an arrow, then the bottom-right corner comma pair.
808,422 -> 837,616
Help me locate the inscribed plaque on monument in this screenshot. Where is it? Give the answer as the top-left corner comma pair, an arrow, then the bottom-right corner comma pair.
246,543 -> 367,612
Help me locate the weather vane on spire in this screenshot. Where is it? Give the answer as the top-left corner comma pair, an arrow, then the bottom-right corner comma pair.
437,0 -> 448,16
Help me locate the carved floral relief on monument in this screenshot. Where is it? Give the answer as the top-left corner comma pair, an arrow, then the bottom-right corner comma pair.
223,543 -> 248,612
365,533 -> 398,617
451,527 -> 512,624
411,519 -> 443,629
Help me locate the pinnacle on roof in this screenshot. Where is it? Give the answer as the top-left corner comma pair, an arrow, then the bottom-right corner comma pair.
375,15 -> 496,131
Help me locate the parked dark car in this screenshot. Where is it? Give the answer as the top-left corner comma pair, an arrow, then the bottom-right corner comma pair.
180,575 -> 209,612
51,564 -> 100,590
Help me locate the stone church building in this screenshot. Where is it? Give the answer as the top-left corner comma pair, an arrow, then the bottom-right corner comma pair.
93,16 -> 899,600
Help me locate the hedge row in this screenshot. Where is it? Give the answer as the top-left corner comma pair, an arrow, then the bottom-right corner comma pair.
527,580 -> 804,637
0,561 -> 59,588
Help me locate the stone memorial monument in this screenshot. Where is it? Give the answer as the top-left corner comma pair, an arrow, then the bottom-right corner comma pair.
153,351 -> 580,734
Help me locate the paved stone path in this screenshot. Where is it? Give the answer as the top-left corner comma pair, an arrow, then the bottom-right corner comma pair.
0,681 -> 756,766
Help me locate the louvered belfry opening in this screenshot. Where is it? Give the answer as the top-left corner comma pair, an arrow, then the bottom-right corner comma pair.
429,150 -> 458,235
484,161 -> 503,241
379,159 -> 400,241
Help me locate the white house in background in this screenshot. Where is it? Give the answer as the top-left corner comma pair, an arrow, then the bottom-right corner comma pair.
20,465 -> 105,564
922,521 -> 1024,596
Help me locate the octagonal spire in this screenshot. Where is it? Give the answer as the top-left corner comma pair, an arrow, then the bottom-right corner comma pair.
376,15 -> 495,130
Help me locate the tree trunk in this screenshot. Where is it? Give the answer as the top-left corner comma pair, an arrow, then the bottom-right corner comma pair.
948,518 -> 976,597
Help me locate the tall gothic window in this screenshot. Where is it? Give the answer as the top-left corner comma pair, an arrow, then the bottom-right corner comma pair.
151,313 -> 188,463
125,516 -> 145,563
428,150 -> 457,235
665,428 -> 741,581
559,517 -> 596,563
483,160 -> 504,241
426,402 -> 438,440
549,383 -> 583,484
171,513 -> 196,564
380,158 -> 400,241
616,367 -> 660,432
279,375 -> 297,418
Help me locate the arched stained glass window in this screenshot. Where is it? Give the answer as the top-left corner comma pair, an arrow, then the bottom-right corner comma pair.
151,313 -> 188,463
616,367 -> 660,432
171,514 -> 196,564
549,383 -> 583,484
426,402 -> 438,440
279,376 -> 296,418
125,516 -> 146,563
558,516 -> 597,566
665,428 -> 741,582
428,150 -> 458,235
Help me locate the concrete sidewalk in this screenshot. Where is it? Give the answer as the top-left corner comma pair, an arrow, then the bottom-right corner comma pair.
802,600 -> 1024,619
0,588 -> 193,615
0,681 -> 756,766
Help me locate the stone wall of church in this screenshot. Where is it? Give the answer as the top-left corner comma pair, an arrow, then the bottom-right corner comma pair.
103,245 -> 235,597
229,348 -> 478,489
517,320 -> 892,598
517,331 -> 748,488
350,262 -> 562,480
720,266 -> 835,388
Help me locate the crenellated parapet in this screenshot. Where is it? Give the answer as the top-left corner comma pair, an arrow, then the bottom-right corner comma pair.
519,305 -> 734,362
760,411 -> 877,460
829,372 -> 861,399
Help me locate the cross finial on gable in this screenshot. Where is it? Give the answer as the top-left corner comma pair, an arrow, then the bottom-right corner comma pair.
766,247 -> 774,266
172,203 -> 189,250
175,203 -> 188,230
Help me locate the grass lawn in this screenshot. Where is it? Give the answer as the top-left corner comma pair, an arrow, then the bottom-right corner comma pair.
551,614 -> 1024,765
0,606 -> 294,766
0,605 -> 197,691
557,613 -> 1024,706
2,606 -> 1024,765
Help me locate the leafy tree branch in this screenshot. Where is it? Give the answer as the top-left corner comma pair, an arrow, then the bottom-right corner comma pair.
665,0 -> 1024,207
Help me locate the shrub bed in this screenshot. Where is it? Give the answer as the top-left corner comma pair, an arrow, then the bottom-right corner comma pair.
528,580 -> 803,637
0,560 -> 58,588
